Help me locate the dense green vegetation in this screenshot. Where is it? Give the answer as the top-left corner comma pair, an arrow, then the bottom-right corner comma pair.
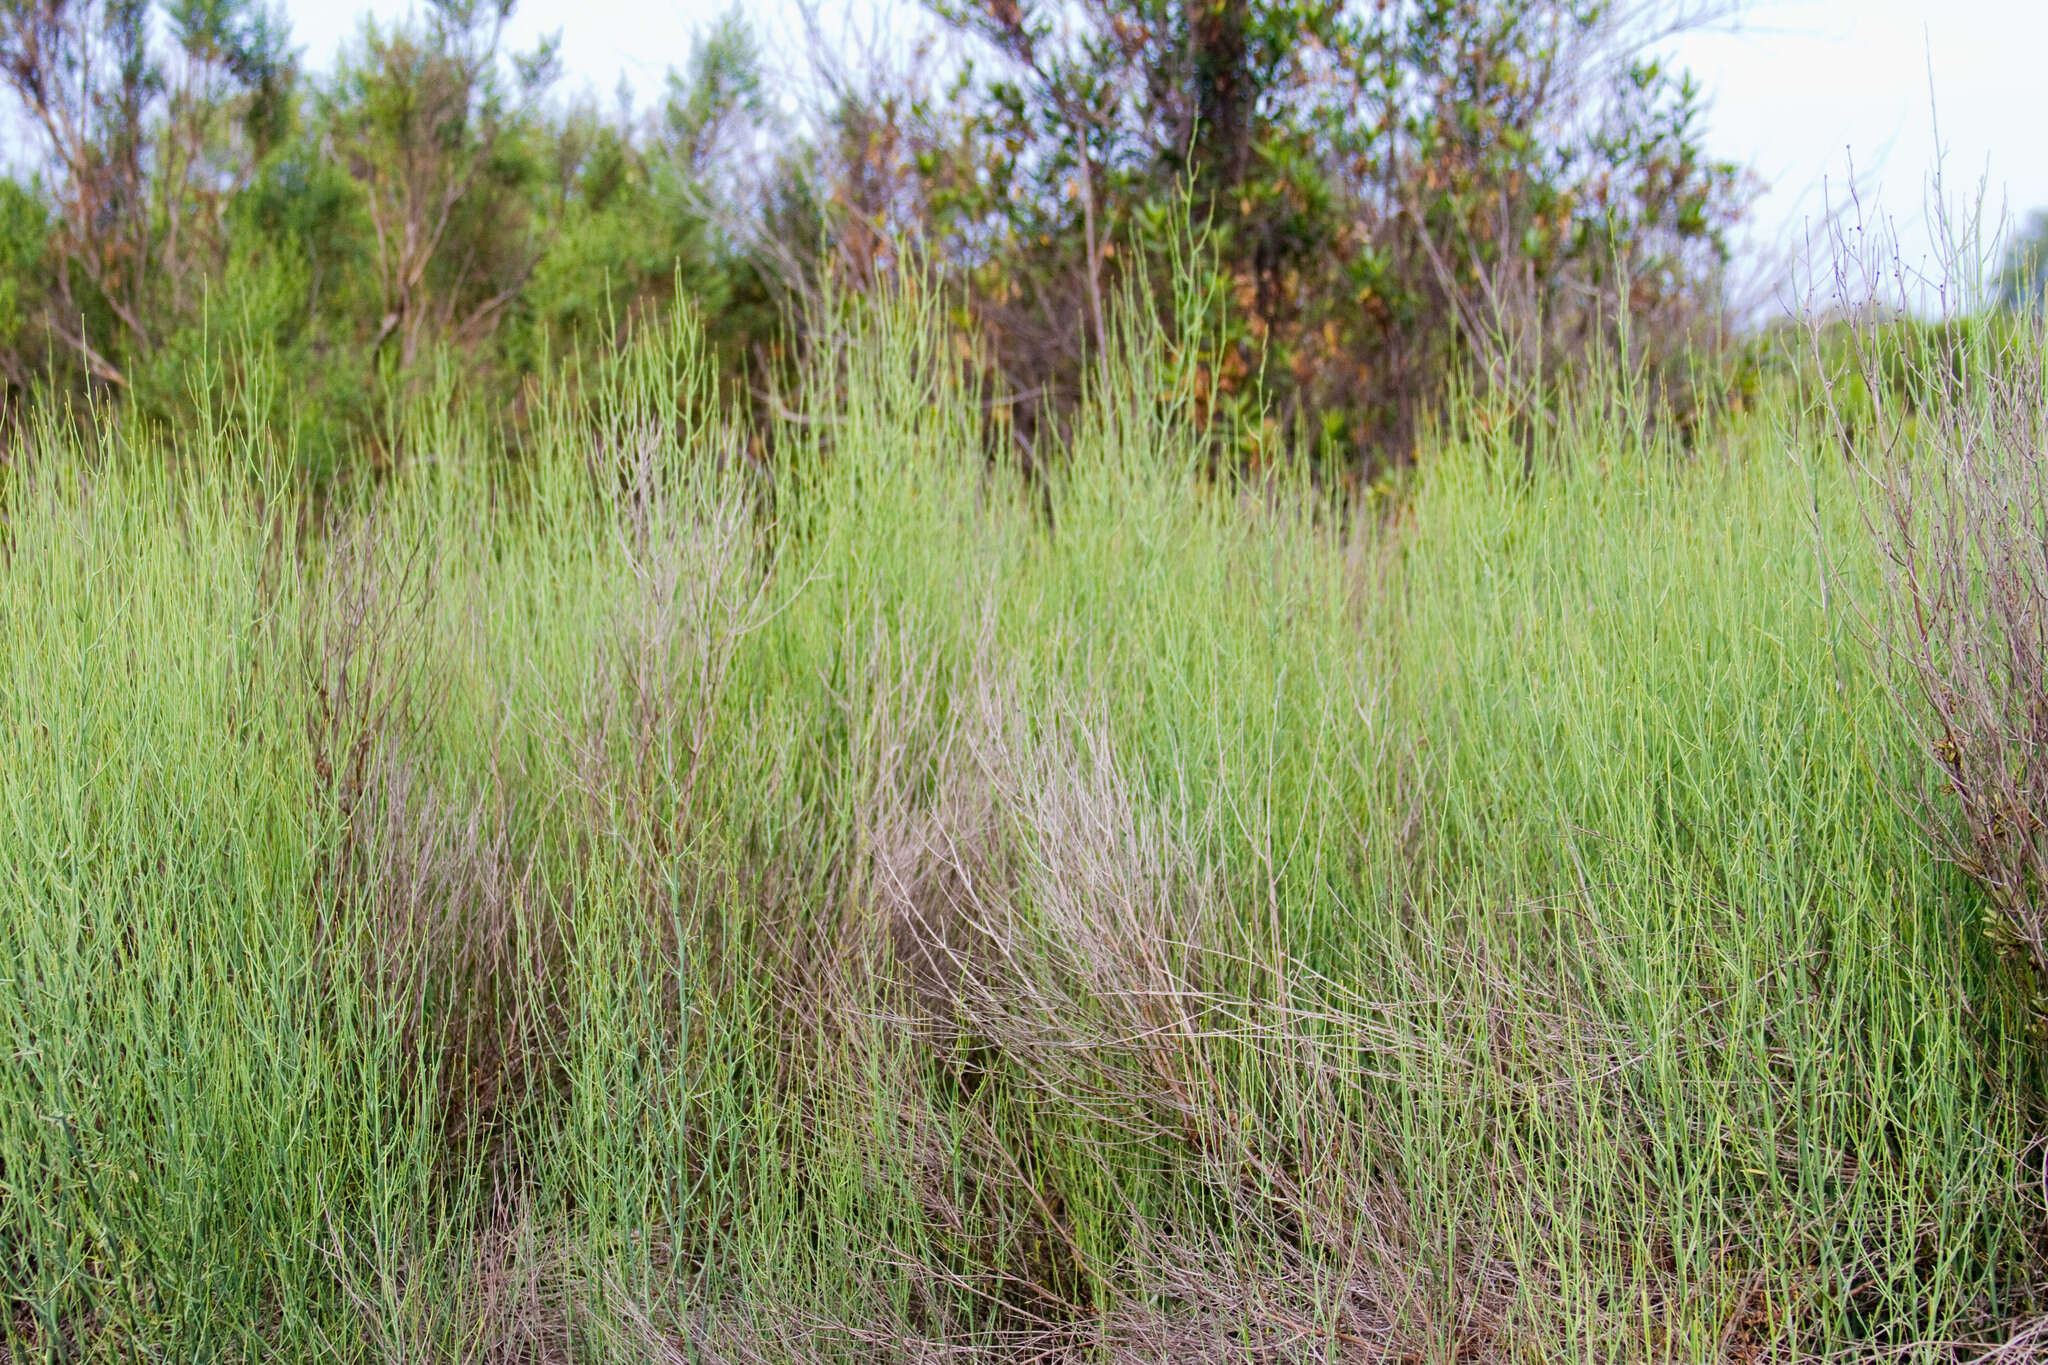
4,278 -> 2047,1358
0,0 -> 1743,476
8,0 -> 2048,1358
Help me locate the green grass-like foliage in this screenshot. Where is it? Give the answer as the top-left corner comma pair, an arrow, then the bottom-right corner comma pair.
1,288 -> 2042,1361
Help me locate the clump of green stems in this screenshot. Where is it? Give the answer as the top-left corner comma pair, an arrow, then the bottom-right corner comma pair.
2,277 -> 2044,1361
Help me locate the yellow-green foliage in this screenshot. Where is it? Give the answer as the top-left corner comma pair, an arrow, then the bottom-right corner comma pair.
1,293 -> 2040,1361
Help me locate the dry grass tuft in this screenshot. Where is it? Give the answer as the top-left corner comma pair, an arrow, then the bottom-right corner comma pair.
1818,302 -> 2048,1010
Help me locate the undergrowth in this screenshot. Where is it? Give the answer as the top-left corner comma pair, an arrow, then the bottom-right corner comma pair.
2,285 -> 2044,1361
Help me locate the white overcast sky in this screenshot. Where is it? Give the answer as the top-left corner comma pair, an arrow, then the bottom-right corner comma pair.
280,0 -> 2048,314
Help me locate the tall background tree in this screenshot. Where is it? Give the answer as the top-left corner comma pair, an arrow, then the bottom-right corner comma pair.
1996,208 -> 2048,314
882,0 -> 1747,468
0,0 -> 291,390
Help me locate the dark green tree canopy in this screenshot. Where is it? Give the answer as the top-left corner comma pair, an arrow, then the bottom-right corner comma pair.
881,0 -> 1746,465
1,0 -> 1745,475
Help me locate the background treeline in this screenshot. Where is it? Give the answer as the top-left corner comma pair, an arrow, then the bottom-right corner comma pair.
0,0 -> 1748,478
